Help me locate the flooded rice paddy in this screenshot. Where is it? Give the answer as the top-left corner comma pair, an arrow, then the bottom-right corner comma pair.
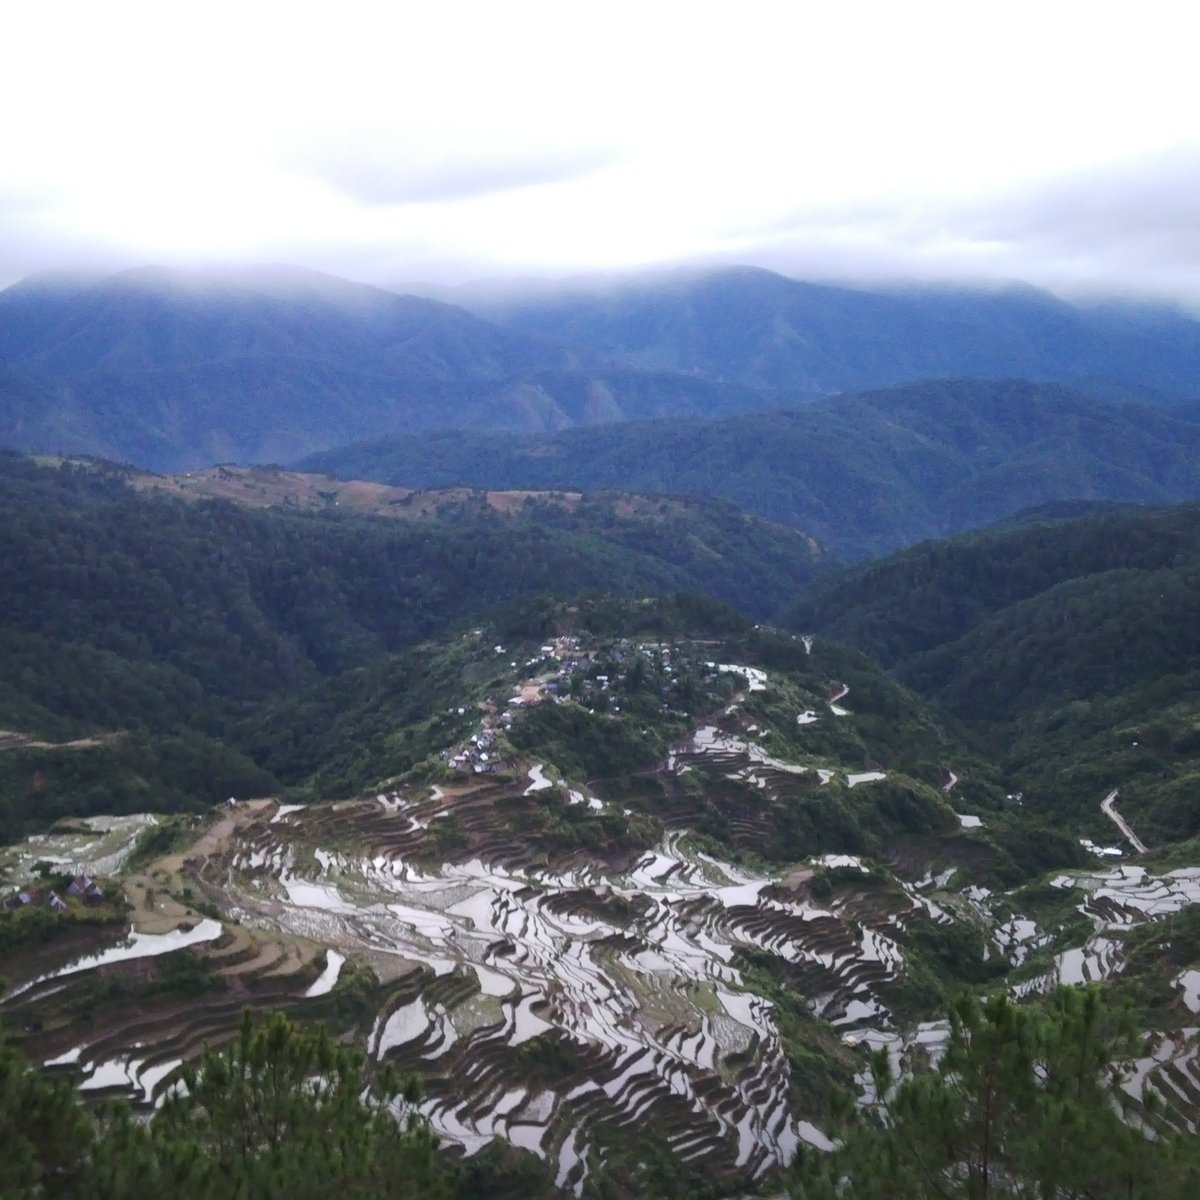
211,810 -> 886,1178
7,646 -> 1200,1185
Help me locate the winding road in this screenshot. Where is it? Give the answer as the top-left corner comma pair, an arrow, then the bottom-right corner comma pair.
1101,789 -> 1148,855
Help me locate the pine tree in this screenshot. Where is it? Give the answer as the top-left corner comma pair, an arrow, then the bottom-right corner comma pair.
0,1039 -> 93,1196
1,1012 -> 455,1199
791,986 -> 1200,1200
148,1010 -> 450,1200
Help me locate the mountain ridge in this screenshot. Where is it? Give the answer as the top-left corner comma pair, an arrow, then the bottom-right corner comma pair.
0,265 -> 803,471
5,262 -> 1200,475
466,264 -> 1200,398
297,378 -> 1200,558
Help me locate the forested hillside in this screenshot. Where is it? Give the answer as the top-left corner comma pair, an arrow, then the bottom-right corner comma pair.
786,502 -> 1200,843
786,502 -> 1200,672
299,379 -> 1200,557
0,454 -> 824,840
116,461 -> 832,612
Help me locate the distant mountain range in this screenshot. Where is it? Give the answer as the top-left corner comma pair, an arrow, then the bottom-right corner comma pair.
466,265 -> 1200,399
298,379 -> 1200,558
3,263 -> 1200,474
0,265 -> 798,471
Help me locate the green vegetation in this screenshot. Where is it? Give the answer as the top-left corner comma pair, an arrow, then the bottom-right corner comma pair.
0,455 -> 818,842
1111,904 -> 1200,1021
300,380 -> 1200,558
0,886 -> 125,965
420,488 -> 834,618
793,987 -> 1200,1199
572,1125 -> 730,1200
741,627 -> 1001,793
787,501 -> 1200,843
513,704 -> 664,780
787,501 -> 1200,695
0,1010 -> 453,1199
0,734 -> 274,843
737,948 -> 861,1110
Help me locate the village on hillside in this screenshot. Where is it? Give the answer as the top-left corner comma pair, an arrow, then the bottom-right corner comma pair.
440,633 -> 744,776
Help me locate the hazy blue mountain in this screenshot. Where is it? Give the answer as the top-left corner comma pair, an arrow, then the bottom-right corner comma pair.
298,379 -> 1200,558
8,262 -> 1200,476
466,266 -> 1200,399
0,264 -> 578,376
0,265 -> 794,470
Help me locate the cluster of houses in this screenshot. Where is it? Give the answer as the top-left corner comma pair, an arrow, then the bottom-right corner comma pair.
551,638 -> 722,717
438,636 -> 729,778
444,726 -> 509,775
506,635 -> 662,712
440,636 -> 589,776
3,871 -> 105,913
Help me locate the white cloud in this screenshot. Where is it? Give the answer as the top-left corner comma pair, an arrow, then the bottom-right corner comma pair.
1,1 -> 1198,301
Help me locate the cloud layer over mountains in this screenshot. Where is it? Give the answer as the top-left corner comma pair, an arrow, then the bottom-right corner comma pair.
2,3 -> 1197,305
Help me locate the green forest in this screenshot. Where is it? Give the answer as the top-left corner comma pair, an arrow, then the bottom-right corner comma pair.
6,450 -> 1199,857
298,379 -> 1200,558
786,501 -> 1200,842
0,455 -> 819,843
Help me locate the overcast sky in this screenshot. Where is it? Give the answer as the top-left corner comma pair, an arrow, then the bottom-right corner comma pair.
3,1 -> 1197,304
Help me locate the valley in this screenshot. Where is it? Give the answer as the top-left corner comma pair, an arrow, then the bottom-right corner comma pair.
2,260 -> 1200,1197
5,615 -> 1200,1195
6,1 -> 1200,1185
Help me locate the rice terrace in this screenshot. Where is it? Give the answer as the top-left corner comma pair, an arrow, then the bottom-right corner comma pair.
6,610 -> 1200,1195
